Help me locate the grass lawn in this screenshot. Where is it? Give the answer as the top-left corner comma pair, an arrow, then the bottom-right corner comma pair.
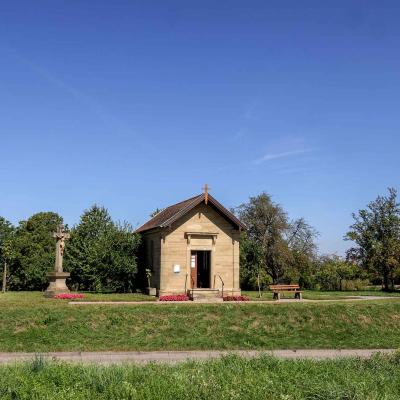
0,291 -> 156,307
243,289 -> 400,301
1,354 -> 400,399
1,292 -> 400,351
73,292 -> 157,302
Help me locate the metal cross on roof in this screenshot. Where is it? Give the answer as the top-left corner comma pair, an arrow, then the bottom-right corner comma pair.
202,183 -> 210,204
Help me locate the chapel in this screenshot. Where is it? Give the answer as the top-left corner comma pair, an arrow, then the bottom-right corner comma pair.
136,187 -> 245,299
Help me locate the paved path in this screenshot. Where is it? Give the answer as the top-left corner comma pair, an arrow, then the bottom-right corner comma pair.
0,349 -> 395,364
69,296 -> 398,305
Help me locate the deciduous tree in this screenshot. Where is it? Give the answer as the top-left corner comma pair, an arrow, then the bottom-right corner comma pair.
64,205 -> 141,292
237,193 -> 318,286
286,218 -> 318,285
346,188 -> 400,291
237,193 -> 292,283
0,217 -> 15,292
8,212 -> 63,290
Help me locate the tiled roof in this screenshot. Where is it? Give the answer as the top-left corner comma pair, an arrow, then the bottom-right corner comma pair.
135,193 -> 245,233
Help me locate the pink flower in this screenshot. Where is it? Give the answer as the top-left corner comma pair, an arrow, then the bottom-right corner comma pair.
54,293 -> 85,299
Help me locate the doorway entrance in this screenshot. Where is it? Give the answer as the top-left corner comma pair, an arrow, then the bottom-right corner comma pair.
190,250 -> 211,288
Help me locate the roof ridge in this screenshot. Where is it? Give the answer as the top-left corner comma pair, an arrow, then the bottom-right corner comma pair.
160,194 -> 204,227
162,194 -> 202,210
135,192 -> 245,233
135,193 -> 203,233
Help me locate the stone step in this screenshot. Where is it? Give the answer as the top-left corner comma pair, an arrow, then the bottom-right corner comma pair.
192,297 -> 224,303
188,288 -> 221,301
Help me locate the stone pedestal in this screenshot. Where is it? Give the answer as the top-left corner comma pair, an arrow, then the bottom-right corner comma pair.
146,287 -> 157,296
44,272 -> 70,298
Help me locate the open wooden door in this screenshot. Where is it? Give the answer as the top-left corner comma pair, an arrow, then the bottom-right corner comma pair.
190,251 -> 197,288
190,250 -> 211,289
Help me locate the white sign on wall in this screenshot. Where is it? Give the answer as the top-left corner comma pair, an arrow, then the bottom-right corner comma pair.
173,264 -> 181,273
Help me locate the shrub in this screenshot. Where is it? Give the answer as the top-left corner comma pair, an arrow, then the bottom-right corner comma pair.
223,295 -> 249,301
54,293 -> 85,299
341,279 -> 369,291
159,294 -> 189,301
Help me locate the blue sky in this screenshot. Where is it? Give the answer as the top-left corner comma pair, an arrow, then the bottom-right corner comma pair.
1,1 -> 400,254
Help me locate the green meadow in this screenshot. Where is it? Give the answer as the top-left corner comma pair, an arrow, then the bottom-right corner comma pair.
1,354 -> 400,400
1,292 -> 400,351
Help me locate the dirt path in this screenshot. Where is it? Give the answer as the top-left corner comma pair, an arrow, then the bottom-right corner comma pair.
0,349 -> 395,364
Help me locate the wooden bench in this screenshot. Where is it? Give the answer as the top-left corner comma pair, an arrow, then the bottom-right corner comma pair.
270,284 -> 302,300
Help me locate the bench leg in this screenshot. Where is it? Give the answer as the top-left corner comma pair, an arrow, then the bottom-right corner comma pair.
273,292 -> 281,300
295,292 -> 302,300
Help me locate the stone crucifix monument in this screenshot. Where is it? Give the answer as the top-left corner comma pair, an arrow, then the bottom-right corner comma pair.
44,224 -> 71,297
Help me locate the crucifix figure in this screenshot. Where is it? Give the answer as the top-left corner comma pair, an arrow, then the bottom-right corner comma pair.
45,224 -> 71,297
53,225 -> 70,273
202,183 -> 210,204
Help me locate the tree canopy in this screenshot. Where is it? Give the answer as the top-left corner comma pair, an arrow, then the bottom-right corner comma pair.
0,217 -> 14,262
64,205 -> 141,292
346,187 -> 400,291
7,212 -> 63,290
236,193 -> 318,285
0,217 -> 15,290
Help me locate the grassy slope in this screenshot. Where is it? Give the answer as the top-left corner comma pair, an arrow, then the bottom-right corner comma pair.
1,355 -> 400,399
1,292 -> 400,351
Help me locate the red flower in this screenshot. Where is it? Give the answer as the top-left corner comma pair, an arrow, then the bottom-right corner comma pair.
223,295 -> 249,302
159,294 -> 190,302
54,293 -> 85,299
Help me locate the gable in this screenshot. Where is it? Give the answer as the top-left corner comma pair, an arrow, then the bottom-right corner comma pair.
168,201 -> 238,236
135,193 -> 245,233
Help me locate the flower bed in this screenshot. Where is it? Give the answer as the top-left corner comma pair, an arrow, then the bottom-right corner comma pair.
54,293 -> 85,300
223,295 -> 249,302
159,294 -> 190,302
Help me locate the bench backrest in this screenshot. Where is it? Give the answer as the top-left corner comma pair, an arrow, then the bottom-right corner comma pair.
270,284 -> 300,291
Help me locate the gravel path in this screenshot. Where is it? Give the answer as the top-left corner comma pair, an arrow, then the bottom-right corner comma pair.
0,349 -> 395,364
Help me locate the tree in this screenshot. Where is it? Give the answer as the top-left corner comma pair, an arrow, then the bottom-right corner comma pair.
346,188 -> 400,291
0,217 -> 15,292
237,193 -> 293,283
150,208 -> 163,218
239,231 -> 271,291
312,255 -> 365,291
7,212 -> 63,290
64,205 -> 141,292
286,218 -> 319,286
237,193 -> 318,286
287,218 -> 318,256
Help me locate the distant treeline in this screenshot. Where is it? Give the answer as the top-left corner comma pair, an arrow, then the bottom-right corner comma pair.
0,206 -> 140,292
238,188 -> 400,291
0,188 -> 399,293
